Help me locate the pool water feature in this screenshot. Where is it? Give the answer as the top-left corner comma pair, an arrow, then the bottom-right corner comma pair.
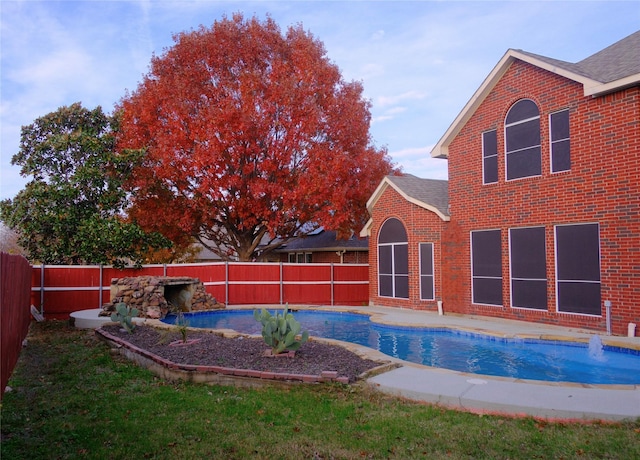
162,309 -> 640,385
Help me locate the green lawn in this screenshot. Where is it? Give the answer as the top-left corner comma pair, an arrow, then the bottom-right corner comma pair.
2,321 -> 638,459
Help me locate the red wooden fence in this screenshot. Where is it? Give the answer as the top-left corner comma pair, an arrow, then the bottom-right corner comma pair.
31,262 -> 370,319
1,253 -> 32,399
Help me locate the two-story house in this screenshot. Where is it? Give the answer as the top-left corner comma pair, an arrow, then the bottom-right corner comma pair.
362,31 -> 639,335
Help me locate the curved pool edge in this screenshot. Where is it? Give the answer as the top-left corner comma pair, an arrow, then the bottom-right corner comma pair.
367,365 -> 640,422
155,305 -> 640,386
147,306 -> 640,421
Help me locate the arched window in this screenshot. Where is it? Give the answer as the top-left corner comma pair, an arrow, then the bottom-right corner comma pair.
378,218 -> 409,299
505,99 -> 541,180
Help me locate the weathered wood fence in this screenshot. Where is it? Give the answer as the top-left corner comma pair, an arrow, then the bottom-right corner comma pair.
31,262 -> 370,319
1,253 -> 32,399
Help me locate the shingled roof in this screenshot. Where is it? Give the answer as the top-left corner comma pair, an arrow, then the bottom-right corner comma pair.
385,174 -> 450,217
432,30 -> 640,159
517,30 -> 640,85
275,229 -> 368,252
361,173 -> 450,233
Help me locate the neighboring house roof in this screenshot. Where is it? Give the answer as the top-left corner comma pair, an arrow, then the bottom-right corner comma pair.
431,30 -> 640,159
194,245 -> 223,261
360,174 -> 450,236
274,229 -> 368,253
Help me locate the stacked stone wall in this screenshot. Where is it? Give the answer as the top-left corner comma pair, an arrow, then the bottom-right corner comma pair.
101,276 -> 224,319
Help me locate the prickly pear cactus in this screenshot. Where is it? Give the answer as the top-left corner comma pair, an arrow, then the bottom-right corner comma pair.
253,305 -> 309,354
110,302 -> 139,333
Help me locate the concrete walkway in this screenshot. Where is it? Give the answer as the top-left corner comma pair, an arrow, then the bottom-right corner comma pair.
307,306 -> 640,421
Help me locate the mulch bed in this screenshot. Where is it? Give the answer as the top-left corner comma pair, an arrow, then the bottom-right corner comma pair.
99,325 -> 386,383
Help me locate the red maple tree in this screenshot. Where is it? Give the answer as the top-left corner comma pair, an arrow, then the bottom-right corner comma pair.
117,14 -> 395,261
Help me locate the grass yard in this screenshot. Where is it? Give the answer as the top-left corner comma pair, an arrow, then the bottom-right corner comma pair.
1,321 -> 639,459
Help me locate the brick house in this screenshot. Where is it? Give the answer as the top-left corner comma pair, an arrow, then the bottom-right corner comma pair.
362,31 -> 639,335
274,229 -> 368,264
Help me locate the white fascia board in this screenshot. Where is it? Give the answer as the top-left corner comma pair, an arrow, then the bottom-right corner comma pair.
366,176 -> 450,222
584,73 -> 640,96
430,49 -> 616,159
360,218 -> 373,237
430,50 -> 514,159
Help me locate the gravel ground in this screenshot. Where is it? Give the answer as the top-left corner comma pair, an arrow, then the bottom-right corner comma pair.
100,325 -> 384,382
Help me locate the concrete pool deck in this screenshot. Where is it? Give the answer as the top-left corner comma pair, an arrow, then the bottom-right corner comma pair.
74,305 -> 640,421
316,305 -> 640,422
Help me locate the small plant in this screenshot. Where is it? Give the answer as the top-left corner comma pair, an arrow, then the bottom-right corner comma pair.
110,302 -> 139,333
253,305 -> 309,354
175,312 -> 189,343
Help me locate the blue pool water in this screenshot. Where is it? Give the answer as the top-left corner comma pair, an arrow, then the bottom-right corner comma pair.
162,309 -> 640,385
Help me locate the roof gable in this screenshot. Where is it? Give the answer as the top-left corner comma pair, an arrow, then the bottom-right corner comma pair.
366,174 -> 449,219
431,31 -> 640,159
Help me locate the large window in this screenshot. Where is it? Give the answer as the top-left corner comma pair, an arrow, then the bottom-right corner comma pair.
471,229 -> 502,306
555,223 -> 601,315
378,218 -> 409,299
482,130 -> 498,184
509,227 -> 547,310
419,243 -> 435,300
505,99 -> 541,180
550,109 -> 571,173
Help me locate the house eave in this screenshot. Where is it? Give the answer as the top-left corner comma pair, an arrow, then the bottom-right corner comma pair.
360,218 -> 373,238
366,177 -> 450,222
430,49 -> 630,159
584,73 -> 640,96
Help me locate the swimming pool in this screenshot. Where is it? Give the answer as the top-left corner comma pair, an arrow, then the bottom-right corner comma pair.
162,309 -> 640,385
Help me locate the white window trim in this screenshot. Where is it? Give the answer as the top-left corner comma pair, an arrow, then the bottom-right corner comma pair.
482,129 -> 498,185
508,226 -> 548,310
378,241 -> 409,299
419,242 -> 435,301
470,229 -> 503,307
504,99 -> 542,182
554,222 -> 602,317
549,108 -> 570,174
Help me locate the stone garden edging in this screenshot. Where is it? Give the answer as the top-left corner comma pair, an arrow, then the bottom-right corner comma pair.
95,327 -> 398,389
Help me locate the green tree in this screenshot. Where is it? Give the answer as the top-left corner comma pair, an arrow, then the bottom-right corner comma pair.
0,103 -> 170,267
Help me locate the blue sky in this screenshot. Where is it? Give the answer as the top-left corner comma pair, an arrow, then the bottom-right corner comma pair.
1,1 -> 638,200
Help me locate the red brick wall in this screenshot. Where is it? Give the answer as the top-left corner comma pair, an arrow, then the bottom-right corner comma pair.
368,185 -> 447,311
278,251 -> 367,264
445,60 -> 640,334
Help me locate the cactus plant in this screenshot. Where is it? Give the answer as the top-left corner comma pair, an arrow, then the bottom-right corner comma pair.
110,302 -> 139,333
253,305 -> 309,354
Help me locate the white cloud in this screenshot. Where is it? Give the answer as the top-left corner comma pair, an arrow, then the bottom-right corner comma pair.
377,91 -> 426,108
389,146 -> 448,180
1,1 -> 639,199
371,29 -> 385,41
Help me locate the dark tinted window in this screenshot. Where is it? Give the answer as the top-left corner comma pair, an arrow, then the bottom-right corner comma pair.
510,227 -> 547,310
472,230 -> 502,278
394,244 -> 408,275
555,224 -> 601,315
420,243 -> 434,300
471,230 -> 503,306
378,218 -> 409,299
507,147 -> 542,180
505,99 -> 541,180
506,99 -> 539,123
483,130 -> 498,184
378,245 -> 392,275
378,218 -> 408,243
551,110 -> 571,173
